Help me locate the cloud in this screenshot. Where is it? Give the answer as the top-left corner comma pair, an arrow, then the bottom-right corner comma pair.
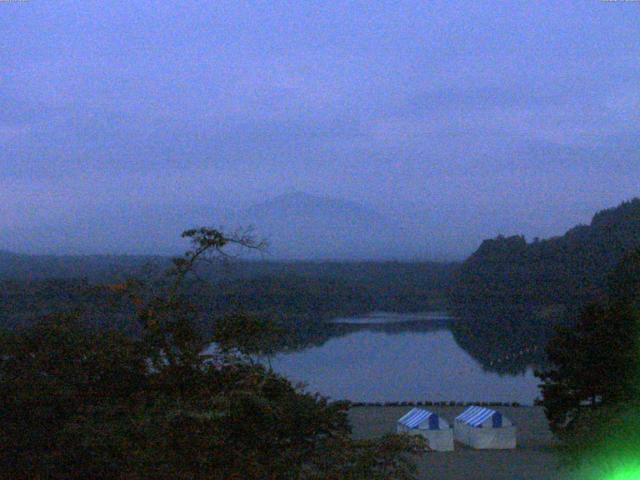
1,0 -> 639,255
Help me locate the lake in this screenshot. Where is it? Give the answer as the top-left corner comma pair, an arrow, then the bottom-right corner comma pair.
269,312 -> 542,405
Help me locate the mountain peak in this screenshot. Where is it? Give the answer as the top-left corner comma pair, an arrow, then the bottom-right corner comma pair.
234,192 -> 403,260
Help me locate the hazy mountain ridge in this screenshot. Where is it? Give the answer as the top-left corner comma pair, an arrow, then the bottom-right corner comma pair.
231,192 -> 423,260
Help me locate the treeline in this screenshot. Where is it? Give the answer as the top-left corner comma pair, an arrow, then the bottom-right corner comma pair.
0,262 -> 456,340
0,251 -> 163,281
450,198 -> 640,310
191,261 -> 455,318
0,251 -> 455,284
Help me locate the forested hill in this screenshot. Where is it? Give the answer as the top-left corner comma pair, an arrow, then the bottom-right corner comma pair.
450,198 -> 640,308
0,251 -> 163,281
0,250 -> 456,289
0,258 -> 456,335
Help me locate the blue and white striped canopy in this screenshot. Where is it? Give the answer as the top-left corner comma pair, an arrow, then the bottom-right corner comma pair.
455,406 -> 502,428
397,408 -> 439,429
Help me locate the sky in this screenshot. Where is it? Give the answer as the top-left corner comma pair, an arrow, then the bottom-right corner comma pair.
1,0 -> 639,258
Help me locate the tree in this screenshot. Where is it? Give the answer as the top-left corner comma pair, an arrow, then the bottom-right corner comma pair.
537,303 -> 637,435
0,314 -> 148,478
0,227 -> 425,479
211,312 -> 283,367
536,249 -> 640,474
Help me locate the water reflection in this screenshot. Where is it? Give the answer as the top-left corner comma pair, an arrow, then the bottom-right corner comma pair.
268,308 -> 553,404
449,304 -> 555,375
274,312 -> 451,353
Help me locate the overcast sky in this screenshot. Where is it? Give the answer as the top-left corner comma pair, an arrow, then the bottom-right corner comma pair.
1,0 -> 639,257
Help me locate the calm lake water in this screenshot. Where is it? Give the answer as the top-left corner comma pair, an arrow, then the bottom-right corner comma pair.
269,312 -> 542,405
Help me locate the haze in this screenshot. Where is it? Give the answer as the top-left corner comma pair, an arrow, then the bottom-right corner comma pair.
1,1 -> 639,259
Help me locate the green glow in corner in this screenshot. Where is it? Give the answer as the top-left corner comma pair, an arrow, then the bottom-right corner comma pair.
603,463 -> 640,480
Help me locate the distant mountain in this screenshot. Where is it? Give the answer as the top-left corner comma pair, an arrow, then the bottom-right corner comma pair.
232,192 -> 416,260
450,198 -> 640,309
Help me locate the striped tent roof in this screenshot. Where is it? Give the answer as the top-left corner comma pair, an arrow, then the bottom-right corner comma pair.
455,406 -> 502,428
397,408 -> 438,429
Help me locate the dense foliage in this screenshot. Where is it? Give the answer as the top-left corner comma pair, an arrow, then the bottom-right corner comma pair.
536,249 -> 640,476
450,198 -> 640,309
0,260 -> 454,333
0,250 -> 162,281
0,228 -> 426,479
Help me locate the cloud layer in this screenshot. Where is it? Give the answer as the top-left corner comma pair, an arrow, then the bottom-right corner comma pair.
1,0 -> 639,256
